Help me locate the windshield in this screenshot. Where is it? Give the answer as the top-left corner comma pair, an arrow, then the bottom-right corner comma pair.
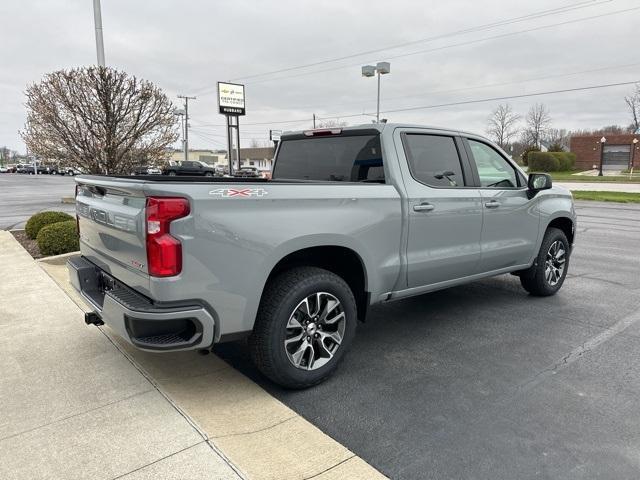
273,134 -> 384,182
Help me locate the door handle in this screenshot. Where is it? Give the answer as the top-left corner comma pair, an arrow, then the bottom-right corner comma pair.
484,200 -> 501,209
413,203 -> 435,212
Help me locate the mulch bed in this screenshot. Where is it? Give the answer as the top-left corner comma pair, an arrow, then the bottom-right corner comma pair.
11,230 -> 43,259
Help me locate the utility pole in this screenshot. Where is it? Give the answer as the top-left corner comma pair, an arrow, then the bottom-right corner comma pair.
313,113 -> 316,129
92,0 -> 106,67
178,95 -> 196,162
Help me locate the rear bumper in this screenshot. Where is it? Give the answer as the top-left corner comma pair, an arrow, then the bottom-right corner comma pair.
67,255 -> 215,352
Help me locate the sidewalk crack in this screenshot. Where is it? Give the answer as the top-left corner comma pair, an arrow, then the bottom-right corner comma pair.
303,454 -> 356,479
211,414 -> 297,439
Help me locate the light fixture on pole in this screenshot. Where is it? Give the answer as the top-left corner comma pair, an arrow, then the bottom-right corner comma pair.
361,62 -> 391,123
598,136 -> 606,177
632,137 -> 639,171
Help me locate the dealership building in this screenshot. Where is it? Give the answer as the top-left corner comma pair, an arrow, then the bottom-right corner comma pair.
570,134 -> 640,171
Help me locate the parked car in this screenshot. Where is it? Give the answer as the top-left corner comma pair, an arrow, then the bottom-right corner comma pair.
16,164 -> 33,174
38,164 -> 58,174
59,167 -> 83,176
234,166 -> 260,178
0,166 -> 8,173
6,164 -> 18,173
69,123 -> 576,389
162,160 -> 216,176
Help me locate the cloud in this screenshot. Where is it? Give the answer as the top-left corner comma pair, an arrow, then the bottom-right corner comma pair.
0,0 -> 637,151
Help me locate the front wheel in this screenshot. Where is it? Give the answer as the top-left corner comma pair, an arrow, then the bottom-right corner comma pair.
249,267 -> 357,389
520,227 -> 570,296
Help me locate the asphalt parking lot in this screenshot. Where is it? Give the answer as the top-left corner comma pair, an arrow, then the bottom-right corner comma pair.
217,201 -> 640,480
4,172 -> 640,479
0,174 -> 76,230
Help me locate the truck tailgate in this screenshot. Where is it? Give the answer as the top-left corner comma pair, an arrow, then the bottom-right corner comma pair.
75,177 -> 150,295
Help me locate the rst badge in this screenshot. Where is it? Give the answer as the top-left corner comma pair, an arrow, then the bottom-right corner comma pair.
209,188 -> 269,198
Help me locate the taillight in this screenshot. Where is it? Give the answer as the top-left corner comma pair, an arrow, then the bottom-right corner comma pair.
303,128 -> 342,136
145,197 -> 190,277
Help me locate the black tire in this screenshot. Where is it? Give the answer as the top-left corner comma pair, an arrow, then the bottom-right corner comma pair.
167,171 -> 177,176
204,171 -> 214,177
520,227 -> 570,296
249,267 -> 357,389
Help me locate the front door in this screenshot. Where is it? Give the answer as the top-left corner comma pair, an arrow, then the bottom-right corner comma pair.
464,138 -> 539,272
398,131 -> 484,288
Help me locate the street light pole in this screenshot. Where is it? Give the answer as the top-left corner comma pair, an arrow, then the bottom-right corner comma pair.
632,137 -> 639,174
362,62 -> 390,123
92,0 -> 106,67
376,71 -> 381,123
598,136 -> 606,177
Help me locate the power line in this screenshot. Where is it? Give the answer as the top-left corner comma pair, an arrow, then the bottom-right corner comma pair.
188,78 -> 640,129
239,6 -> 640,86
190,0 -> 610,92
277,61 -> 640,112
189,130 -> 227,147
371,79 -> 640,115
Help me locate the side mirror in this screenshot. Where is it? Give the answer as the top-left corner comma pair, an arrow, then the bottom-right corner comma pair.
527,173 -> 552,196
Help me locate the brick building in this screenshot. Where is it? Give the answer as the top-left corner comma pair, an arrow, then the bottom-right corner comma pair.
570,134 -> 640,171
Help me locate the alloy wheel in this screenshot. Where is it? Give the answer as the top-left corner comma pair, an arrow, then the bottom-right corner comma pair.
545,240 -> 566,286
284,292 -> 346,371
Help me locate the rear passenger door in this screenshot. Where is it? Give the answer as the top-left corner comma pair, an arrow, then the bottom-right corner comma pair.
397,130 -> 483,288
463,138 -> 539,272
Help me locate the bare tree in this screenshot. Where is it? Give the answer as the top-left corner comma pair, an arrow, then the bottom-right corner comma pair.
21,66 -> 179,174
486,104 -> 520,149
524,103 -> 552,148
625,84 -> 640,133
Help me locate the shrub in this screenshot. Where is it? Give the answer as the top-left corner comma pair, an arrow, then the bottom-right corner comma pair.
36,220 -> 79,256
521,146 -> 540,166
549,152 -> 576,171
528,152 -> 560,172
25,211 -> 74,239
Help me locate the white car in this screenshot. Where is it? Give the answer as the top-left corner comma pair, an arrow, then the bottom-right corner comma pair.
0,166 -> 8,173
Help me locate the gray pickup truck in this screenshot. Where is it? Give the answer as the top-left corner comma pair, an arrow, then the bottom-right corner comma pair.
68,123 -> 576,388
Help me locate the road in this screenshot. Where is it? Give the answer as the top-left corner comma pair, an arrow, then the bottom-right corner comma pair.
0,174 -> 76,230
217,201 -> 640,480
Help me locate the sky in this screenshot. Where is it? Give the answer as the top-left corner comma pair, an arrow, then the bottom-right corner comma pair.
1,0 -> 638,153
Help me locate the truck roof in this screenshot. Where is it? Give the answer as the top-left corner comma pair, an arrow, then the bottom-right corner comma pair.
281,123 -> 483,139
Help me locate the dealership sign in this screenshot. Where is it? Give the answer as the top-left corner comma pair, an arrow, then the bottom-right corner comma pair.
217,82 -> 246,116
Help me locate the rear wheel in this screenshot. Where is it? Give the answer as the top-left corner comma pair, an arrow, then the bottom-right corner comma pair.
168,171 -> 177,176
204,171 -> 214,177
520,227 -> 570,296
249,267 -> 357,389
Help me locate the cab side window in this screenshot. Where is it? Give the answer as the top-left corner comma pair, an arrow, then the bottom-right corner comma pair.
403,134 -> 466,187
467,140 -> 519,188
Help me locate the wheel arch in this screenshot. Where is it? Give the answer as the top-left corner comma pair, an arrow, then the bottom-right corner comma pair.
260,244 -> 370,322
546,216 -> 575,246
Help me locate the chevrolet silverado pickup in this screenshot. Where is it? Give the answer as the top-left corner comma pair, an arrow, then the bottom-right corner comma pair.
68,124 -> 576,388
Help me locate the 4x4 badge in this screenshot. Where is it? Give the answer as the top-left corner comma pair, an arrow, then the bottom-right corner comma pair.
209,188 -> 269,198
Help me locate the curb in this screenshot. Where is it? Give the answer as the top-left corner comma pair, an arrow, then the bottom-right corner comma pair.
61,197 -> 75,204
33,247 -> 387,479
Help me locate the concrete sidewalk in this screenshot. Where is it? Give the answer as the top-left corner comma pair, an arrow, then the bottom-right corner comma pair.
556,181 -> 640,193
0,231 -> 385,480
0,231 -> 241,480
